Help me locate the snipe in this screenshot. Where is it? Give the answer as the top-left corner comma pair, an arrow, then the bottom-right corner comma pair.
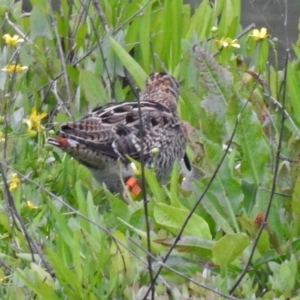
47,73 -> 187,193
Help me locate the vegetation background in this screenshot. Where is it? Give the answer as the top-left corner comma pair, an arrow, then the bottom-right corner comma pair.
1,0 -> 300,299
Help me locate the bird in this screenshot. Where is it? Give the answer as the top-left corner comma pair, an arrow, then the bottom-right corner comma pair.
47,72 -> 187,194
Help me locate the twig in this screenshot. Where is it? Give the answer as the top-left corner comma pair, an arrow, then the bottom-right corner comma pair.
229,49 -> 290,294
79,0 -> 114,100
4,13 -> 30,41
0,163 -> 54,277
91,0 -> 111,33
0,257 -> 13,272
52,81 -> 73,118
135,79 -> 155,300
259,187 -> 291,198
113,0 -> 152,35
235,23 -> 256,39
49,5 -> 72,107
142,81 -> 249,300
27,0 -> 152,104
129,237 -> 240,300
124,68 -> 139,99
1,162 -> 150,269
263,93 -> 300,138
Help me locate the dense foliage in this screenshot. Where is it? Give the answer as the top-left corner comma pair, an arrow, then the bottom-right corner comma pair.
1,0 -> 300,299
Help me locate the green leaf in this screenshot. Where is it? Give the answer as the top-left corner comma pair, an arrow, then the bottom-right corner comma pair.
268,260 -> 297,298
256,230 -> 271,255
109,230 -> 134,278
47,249 -> 81,297
30,6 -> 52,40
48,201 -> 74,247
214,0 -> 225,17
79,70 -> 109,106
292,177 -> 300,236
212,233 -> 250,268
218,0 -> 240,36
0,209 -> 11,233
66,64 -> 79,85
16,268 -> 57,299
108,195 -> 131,223
252,250 -> 277,269
287,62 -> 300,125
168,161 -> 181,207
169,0 -> 182,68
110,37 -> 147,89
117,218 -> 164,254
203,139 -> 242,229
30,0 -> 50,11
258,39 -> 269,72
74,24 -> 87,50
227,98 -> 270,185
186,0 -> 213,39
138,3 -> 151,72
200,186 -> 235,234
237,214 -> 258,237
197,139 -> 242,233
72,227 -> 82,285
193,45 -> 232,120
154,203 -> 212,239
154,236 -> 214,259
143,164 -> 166,202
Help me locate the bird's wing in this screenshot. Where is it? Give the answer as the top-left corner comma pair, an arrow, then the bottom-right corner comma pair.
55,101 -> 178,161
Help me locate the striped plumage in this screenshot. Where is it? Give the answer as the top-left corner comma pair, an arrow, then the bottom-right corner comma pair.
47,73 -> 187,193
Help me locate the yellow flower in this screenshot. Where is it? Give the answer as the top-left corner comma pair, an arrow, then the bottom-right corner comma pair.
9,173 -> 20,191
3,34 -> 24,46
2,64 -> 28,72
25,201 -> 38,210
215,38 -> 240,48
23,107 -> 47,132
249,27 -> 270,41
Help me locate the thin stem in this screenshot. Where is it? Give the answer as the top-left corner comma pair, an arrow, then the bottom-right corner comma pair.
229,49 -> 290,294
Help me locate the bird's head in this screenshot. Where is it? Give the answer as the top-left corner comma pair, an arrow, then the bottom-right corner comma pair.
140,72 -> 180,115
